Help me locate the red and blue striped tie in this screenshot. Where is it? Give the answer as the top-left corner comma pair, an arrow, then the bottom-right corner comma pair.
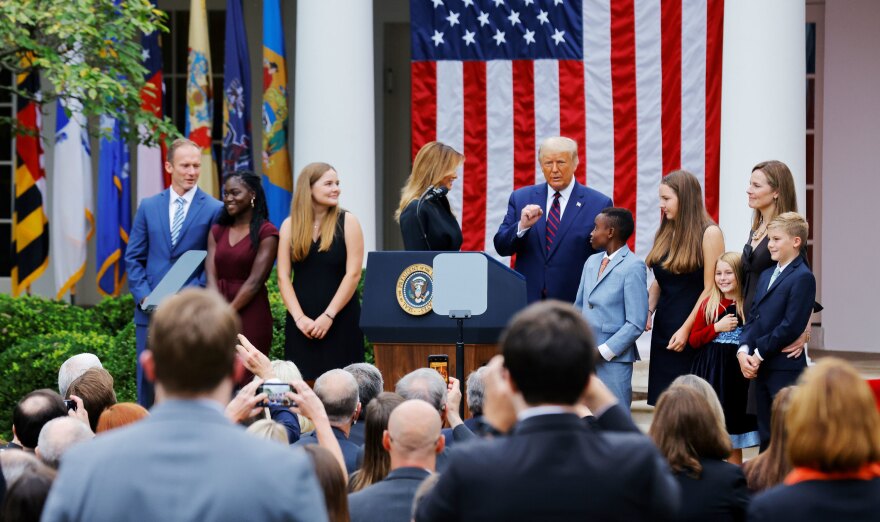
546,191 -> 561,252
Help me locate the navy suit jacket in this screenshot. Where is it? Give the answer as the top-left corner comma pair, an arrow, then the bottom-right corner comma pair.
674,459 -> 749,522
748,478 -> 880,522
494,182 -> 612,303
349,467 -> 431,522
739,256 -> 816,371
125,188 -> 223,326
292,427 -> 361,475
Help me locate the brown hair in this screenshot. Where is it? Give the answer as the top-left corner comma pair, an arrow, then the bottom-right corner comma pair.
303,445 -> 350,522
767,211 -> 809,244
395,141 -> 463,221
751,161 -> 798,231
96,402 -> 149,434
289,162 -> 340,262
646,170 -> 714,273
787,358 -> 880,472
66,368 -> 117,433
743,386 -> 795,492
149,288 -> 240,395
349,392 -> 405,492
650,385 -> 732,478
165,138 -> 200,163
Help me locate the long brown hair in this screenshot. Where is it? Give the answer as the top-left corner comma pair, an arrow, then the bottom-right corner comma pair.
703,252 -> 745,324
303,445 -> 350,522
646,170 -> 714,273
395,141 -> 463,221
348,392 -> 405,492
289,162 -> 340,262
650,385 -> 732,478
751,161 -> 798,231
743,386 -> 794,492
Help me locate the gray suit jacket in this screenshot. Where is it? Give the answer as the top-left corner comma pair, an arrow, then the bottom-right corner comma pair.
574,246 -> 648,362
349,467 -> 431,522
41,400 -> 328,522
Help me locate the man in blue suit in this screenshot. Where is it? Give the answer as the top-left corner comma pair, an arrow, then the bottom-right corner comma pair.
125,138 -> 223,408
494,136 -> 613,303
575,208 -> 648,408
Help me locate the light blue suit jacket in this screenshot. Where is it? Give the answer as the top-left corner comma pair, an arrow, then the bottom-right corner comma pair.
574,246 -> 648,363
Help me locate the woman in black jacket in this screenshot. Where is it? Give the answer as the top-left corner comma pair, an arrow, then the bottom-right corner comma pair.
396,141 -> 464,251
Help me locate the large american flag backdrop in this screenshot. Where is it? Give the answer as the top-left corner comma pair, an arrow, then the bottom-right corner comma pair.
410,0 -> 723,260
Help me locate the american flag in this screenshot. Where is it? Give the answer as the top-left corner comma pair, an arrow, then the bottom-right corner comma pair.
410,0 -> 723,259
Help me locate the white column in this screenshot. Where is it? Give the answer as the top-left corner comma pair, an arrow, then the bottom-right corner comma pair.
719,0 -> 805,250
294,1 -> 376,254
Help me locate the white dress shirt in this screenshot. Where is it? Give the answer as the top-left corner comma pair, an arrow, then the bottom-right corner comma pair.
168,186 -> 198,234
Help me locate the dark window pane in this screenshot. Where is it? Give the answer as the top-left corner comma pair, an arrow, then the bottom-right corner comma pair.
212,80 -> 224,142
160,25 -> 172,72
806,79 -> 815,130
0,108 -> 11,162
209,10 -> 226,72
0,164 -> 10,217
806,189 -> 814,240
174,77 -> 187,136
175,11 -> 190,75
806,23 -> 816,75
806,134 -> 814,185
0,69 -> 11,103
0,222 -> 9,276
162,76 -> 173,128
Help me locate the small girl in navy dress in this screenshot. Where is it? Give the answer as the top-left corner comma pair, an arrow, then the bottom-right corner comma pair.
689,252 -> 758,464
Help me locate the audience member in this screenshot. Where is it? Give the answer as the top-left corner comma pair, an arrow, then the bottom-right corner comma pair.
304,445 -> 350,522
415,300 -> 680,521
95,403 -> 149,434
344,362 -> 384,445
65,367 -> 117,433
441,368 -> 491,444
0,451 -> 49,488
41,288 -> 328,522
748,358 -> 880,521
1,466 -> 56,522
670,374 -> 727,438
35,418 -> 93,469
57,354 -> 102,400
650,385 -> 749,522
245,419 -> 288,446
349,392 -> 405,493
743,386 -> 795,493
410,474 -> 440,521
396,368 -> 470,447
10,390 -> 68,451
349,400 -> 443,522
293,368 -> 362,474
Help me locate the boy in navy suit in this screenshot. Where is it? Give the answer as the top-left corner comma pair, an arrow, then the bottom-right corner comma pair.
737,212 -> 816,450
575,208 -> 648,408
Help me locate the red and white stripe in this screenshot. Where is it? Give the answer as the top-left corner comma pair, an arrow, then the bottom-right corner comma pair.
411,0 -> 723,261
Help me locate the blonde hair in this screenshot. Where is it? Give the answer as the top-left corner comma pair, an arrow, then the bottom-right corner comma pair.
245,419 -> 288,446
289,162 -> 340,262
704,252 -> 745,325
268,360 -> 314,433
395,142 -> 463,221
767,211 -> 809,244
671,374 -> 727,436
751,161 -> 798,231
786,358 -> 880,472
646,170 -> 714,273
538,136 -> 579,165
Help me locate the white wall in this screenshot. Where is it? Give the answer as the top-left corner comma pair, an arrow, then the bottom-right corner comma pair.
821,0 -> 880,352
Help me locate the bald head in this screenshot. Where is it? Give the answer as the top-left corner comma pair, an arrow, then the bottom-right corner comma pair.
314,369 -> 360,425
386,400 -> 443,467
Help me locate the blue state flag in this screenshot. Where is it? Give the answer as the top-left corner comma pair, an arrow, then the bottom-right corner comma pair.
96,115 -> 132,296
222,0 -> 252,177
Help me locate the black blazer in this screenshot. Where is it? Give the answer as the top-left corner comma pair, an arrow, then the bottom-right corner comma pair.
399,196 -> 462,251
674,459 -> 748,522
748,478 -> 880,522
415,413 -> 680,521
349,467 -> 431,522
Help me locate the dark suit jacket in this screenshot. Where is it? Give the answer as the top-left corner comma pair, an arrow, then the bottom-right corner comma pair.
292,427 -> 361,474
739,256 -> 816,371
399,196 -> 462,251
583,403 -> 641,433
493,182 -> 612,303
415,413 -> 680,521
673,459 -> 748,522
348,420 -> 366,446
125,188 -> 223,326
748,478 -> 880,522
349,467 -> 431,522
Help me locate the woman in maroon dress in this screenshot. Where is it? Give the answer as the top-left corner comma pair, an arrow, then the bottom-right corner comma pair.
206,171 -> 279,385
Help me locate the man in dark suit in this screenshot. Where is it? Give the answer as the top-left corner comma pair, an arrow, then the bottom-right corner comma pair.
349,400 -> 443,522
494,136 -> 613,303
125,138 -> 223,408
344,362 -> 384,446
42,289 -> 328,522
415,301 -> 680,521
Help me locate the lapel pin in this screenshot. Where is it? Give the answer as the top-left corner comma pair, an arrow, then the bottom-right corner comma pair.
576,202 -> 582,207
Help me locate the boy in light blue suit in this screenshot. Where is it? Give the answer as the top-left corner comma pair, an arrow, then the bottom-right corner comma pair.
575,208 -> 648,408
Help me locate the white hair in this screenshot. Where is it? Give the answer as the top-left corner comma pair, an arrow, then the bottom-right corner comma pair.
58,353 -> 103,399
37,417 -> 94,469
395,368 -> 447,412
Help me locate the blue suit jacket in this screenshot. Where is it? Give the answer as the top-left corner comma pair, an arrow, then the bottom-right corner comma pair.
125,188 -> 223,326
493,182 -> 612,303
348,467 -> 432,522
740,256 -> 816,372
574,246 -> 648,363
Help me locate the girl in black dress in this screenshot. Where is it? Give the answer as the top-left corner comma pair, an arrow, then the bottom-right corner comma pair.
277,162 -> 365,380
396,141 -> 464,251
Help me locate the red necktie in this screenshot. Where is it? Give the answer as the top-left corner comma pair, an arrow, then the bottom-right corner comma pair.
546,192 -> 561,252
598,257 -> 610,279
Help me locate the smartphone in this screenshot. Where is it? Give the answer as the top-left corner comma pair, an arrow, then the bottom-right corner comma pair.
256,383 -> 294,407
64,399 -> 77,412
428,354 -> 449,384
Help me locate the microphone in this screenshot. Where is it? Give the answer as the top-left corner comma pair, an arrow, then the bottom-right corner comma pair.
425,185 -> 449,201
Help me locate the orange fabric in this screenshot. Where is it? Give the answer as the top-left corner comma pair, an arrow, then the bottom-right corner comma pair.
784,463 -> 880,486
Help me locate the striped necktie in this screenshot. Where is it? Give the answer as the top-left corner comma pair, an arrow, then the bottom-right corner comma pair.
545,191 -> 561,252
767,266 -> 782,289
598,257 -> 610,280
171,197 -> 185,247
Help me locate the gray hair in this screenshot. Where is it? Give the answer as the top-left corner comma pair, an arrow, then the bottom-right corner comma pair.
314,369 -> 360,425
58,353 -> 103,399
343,363 -> 384,415
466,367 -> 488,416
395,368 -> 447,412
0,449 -> 49,485
537,136 -> 579,164
36,417 -> 94,469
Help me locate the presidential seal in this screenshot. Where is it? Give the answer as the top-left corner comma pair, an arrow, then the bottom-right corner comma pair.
396,264 -> 434,316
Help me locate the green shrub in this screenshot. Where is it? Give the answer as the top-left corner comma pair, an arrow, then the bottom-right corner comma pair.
0,295 -> 103,357
91,294 -> 135,333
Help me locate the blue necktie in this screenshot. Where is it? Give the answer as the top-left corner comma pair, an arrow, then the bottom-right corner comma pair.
767,266 -> 782,289
171,197 -> 185,247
